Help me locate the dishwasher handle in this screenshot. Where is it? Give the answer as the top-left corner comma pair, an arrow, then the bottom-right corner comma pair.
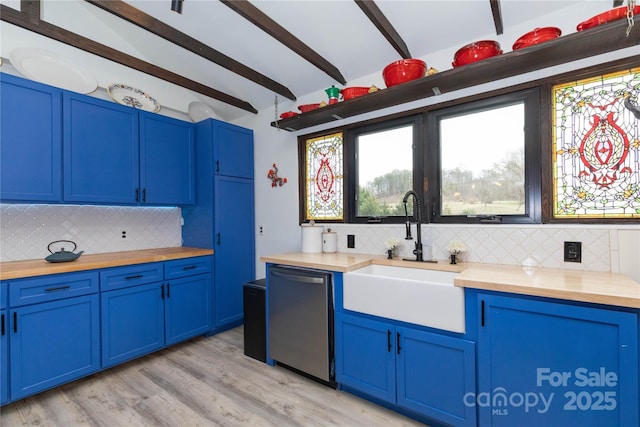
270,269 -> 326,284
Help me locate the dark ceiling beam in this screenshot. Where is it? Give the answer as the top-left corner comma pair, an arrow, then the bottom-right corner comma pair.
490,0 -> 504,35
354,0 -> 411,59
220,0 -> 347,85
85,0 -> 295,101
1,4 -> 258,114
613,0 -> 623,6
20,0 -> 40,21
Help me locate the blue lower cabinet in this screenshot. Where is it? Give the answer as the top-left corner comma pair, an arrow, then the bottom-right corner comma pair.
397,326 -> 477,427
1,308 -> 8,405
9,294 -> 100,400
101,282 -> 165,368
477,294 -> 639,427
336,313 -> 396,403
336,312 -> 477,427
165,274 -> 212,346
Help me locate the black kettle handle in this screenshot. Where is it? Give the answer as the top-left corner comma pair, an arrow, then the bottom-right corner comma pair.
48,240 -> 77,254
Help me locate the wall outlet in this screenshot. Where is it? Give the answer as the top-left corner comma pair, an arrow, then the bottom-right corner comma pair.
258,225 -> 264,236
564,241 -> 582,263
121,230 -> 127,239
347,234 -> 355,248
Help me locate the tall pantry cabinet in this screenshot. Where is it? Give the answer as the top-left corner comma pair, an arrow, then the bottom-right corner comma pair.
182,119 -> 255,333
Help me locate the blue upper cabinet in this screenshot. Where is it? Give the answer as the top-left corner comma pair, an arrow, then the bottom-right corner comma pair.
63,92 -> 139,204
0,73 -> 62,202
63,92 -> 195,206
197,120 -> 253,179
139,112 -> 195,205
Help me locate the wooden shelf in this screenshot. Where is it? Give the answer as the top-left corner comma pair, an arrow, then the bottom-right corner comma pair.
271,20 -> 639,132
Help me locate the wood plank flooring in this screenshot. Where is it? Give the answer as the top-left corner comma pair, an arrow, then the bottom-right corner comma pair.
0,326 -> 428,427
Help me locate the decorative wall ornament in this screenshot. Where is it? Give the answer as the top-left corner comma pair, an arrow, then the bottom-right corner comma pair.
267,163 -> 287,187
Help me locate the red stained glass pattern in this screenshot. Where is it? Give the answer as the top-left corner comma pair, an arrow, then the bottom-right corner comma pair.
305,132 -> 344,220
553,68 -> 640,218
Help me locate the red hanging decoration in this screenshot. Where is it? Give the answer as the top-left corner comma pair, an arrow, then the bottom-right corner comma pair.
267,163 -> 287,187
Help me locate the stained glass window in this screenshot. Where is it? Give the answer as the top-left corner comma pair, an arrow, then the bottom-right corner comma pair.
304,132 -> 344,221
553,68 -> 640,219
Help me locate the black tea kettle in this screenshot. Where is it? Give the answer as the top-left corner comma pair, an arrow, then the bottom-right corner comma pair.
45,240 -> 84,263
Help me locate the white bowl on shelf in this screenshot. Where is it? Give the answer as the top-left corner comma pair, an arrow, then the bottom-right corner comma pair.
188,101 -> 220,122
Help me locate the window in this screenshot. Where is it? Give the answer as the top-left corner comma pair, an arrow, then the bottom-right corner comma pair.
427,89 -> 541,224
302,132 -> 344,221
348,117 -> 420,223
298,62 -> 638,225
552,68 -> 640,219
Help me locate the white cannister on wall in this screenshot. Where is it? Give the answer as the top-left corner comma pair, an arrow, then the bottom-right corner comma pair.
322,229 -> 337,253
301,222 -> 323,253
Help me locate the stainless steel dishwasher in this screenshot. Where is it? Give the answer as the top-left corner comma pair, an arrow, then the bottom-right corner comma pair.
268,265 -> 334,385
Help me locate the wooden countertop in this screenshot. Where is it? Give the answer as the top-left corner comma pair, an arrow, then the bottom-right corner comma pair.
0,247 -> 214,280
261,252 -> 378,272
261,252 -> 640,309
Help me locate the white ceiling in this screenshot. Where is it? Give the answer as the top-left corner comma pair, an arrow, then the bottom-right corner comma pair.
0,0 -> 619,122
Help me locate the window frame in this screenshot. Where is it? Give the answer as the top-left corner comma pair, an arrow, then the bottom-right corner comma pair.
346,114 -> 424,224
426,88 -> 542,224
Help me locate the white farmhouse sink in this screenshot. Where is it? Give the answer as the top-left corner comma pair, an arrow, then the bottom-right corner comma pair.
343,265 -> 465,333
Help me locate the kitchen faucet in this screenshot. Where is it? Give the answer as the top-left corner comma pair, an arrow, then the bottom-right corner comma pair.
402,190 -> 424,262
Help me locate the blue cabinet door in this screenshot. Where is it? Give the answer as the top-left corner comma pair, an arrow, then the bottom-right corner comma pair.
214,121 -> 254,179
335,313 -> 396,403
63,92 -> 139,204
477,294 -> 639,427
9,294 -> 100,400
101,282 -> 165,368
0,73 -> 62,202
139,112 -> 195,205
396,326 -> 477,427
1,309 -> 7,405
165,274 -> 212,345
213,175 -> 255,328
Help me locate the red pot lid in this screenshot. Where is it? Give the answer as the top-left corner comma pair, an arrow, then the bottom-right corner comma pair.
512,27 -> 562,50
577,6 -> 640,31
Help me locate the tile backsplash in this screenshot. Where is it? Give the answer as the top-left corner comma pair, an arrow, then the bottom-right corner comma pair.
323,223 -> 640,281
0,204 -> 182,262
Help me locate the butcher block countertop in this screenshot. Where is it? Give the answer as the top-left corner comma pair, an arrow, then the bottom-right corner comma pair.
262,252 -> 640,309
0,247 -> 214,281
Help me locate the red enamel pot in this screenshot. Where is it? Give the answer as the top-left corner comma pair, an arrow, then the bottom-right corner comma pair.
452,40 -> 502,68
382,59 -> 427,87
577,6 -> 640,31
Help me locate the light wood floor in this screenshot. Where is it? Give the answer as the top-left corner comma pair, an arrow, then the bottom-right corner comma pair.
0,326 -> 428,427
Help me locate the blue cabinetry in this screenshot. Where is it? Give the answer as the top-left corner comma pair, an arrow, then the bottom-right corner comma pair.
139,111 -> 195,205
1,281 -> 8,405
212,120 -> 254,179
0,73 -> 62,202
101,275 -> 165,368
183,119 -> 255,332
336,312 -> 477,427
63,92 -> 139,204
100,257 -> 212,367
476,293 -> 639,427
1,255 -> 212,405
8,273 -> 100,401
63,93 -> 195,205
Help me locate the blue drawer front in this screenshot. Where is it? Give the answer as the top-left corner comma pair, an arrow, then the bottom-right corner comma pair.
9,272 -> 99,307
100,262 -> 163,292
164,256 -> 212,280
0,281 -> 7,309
